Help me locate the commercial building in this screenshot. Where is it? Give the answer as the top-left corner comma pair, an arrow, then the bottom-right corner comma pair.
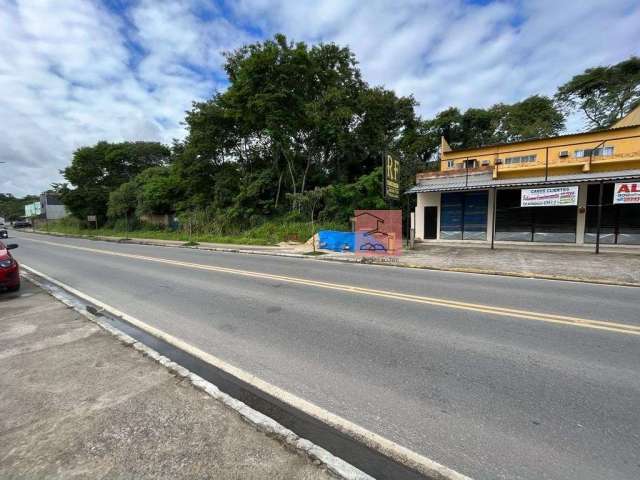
408,105 -> 640,246
25,192 -> 68,225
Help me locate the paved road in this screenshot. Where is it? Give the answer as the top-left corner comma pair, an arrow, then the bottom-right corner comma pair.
8,231 -> 640,480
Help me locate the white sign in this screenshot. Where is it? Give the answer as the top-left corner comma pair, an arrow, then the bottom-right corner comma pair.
613,182 -> 640,204
87,215 -> 97,222
521,186 -> 578,207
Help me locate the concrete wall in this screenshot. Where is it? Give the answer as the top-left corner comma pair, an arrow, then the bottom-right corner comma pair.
415,192 -> 441,240
45,204 -> 67,220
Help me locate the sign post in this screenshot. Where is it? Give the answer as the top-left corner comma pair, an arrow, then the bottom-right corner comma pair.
384,154 -> 400,200
87,215 -> 98,231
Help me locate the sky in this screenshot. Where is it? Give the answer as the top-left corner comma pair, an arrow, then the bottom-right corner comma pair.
1,0 -> 639,197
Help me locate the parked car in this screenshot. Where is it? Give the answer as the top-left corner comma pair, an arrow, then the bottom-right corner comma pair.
0,228 -> 7,239
0,241 -> 20,292
13,220 -> 31,228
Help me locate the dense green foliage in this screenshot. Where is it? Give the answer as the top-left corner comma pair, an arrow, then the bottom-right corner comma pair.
53,35 -> 636,243
556,56 -> 640,129
426,95 -> 564,150
0,193 -> 38,221
60,141 -> 170,222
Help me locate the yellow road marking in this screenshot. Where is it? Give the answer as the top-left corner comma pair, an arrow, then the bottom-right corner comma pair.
22,236 -> 640,336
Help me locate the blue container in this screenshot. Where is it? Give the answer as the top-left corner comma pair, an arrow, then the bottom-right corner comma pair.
318,230 -> 355,252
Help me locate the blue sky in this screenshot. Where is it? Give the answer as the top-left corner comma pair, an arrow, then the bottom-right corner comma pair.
1,0 -> 639,196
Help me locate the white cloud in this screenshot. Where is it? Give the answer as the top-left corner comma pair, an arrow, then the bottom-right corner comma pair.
0,0 -> 638,196
227,0 -> 640,116
0,0 -> 250,197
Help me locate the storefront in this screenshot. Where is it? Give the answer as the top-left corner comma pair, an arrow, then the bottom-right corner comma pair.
440,191 -> 489,240
585,183 -> 640,244
495,188 -> 578,243
410,171 -> 640,246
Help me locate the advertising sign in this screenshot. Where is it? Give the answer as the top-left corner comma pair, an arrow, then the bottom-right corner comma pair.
613,182 -> 640,204
384,154 -> 400,200
24,202 -> 42,217
354,210 -> 402,257
87,215 -> 97,222
521,186 -> 578,207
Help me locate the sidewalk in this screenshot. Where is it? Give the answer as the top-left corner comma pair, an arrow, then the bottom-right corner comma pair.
0,280 -> 334,480
388,244 -> 640,285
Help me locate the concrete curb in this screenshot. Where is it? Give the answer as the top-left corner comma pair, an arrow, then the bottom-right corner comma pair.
26,229 -> 639,288
21,269 -> 374,480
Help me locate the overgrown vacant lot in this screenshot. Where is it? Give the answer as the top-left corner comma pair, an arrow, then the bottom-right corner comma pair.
40,216 -> 345,246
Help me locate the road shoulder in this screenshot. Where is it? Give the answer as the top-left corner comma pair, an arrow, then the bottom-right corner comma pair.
0,279 -> 339,480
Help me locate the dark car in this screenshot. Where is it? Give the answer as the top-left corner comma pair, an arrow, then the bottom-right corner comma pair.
0,241 -> 19,292
13,220 -> 31,228
0,228 -> 7,239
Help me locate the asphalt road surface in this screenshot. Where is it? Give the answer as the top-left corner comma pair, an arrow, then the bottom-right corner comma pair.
7,230 -> 640,480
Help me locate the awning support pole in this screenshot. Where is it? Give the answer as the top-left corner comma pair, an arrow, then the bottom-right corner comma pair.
491,187 -> 497,250
595,180 -> 603,254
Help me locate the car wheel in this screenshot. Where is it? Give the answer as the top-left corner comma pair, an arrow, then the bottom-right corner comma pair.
7,283 -> 20,292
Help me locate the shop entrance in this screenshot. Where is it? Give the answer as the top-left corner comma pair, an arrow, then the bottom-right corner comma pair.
440,191 -> 488,240
585,183 -> 640,244
423,206 -> 438,239
495,189 -> 577,243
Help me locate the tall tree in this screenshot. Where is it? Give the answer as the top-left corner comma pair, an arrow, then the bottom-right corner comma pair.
61,141 -> 170,221
555,56 -> 640,129
182,34 -> 417,217
500,95 -> 565,141
426,95 -> 564,151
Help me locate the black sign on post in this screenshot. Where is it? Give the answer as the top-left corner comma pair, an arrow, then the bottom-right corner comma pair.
384,154 -> 400,200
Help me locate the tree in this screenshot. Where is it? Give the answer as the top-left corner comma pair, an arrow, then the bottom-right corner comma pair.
425,96 -> 564,151
0,193 -> 38,221
61,141 -> 170,221
107,181 -> 137,219
555,56 -> 640,129
182,34 -> 418,218
500,95 -> 564,141
136,166 -> 180,215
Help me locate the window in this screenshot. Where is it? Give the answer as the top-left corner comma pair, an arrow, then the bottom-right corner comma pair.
446,160 -> 455,168
504,154 -> 536,165
575,146 -> 614,158
463,159 -> 478,169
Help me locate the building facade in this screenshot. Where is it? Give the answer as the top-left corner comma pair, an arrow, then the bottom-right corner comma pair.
408,106 -> 640,246
25,192 -> 68,222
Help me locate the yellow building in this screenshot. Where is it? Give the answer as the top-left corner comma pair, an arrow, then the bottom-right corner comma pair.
408,105 -> 640,246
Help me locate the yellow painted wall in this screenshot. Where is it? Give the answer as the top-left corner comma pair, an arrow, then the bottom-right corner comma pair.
440,125 -> 640,179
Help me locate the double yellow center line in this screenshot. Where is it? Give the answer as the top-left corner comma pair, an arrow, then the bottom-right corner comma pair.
24,237 -> 640,336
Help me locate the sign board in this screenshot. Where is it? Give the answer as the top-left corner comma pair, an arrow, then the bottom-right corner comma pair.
613,182 -> 640,204
521,186 -> 578,207
354,210 -> 402,257
25,201 -> 42,217
384,154 -> 400,200
87,215 -> 97,222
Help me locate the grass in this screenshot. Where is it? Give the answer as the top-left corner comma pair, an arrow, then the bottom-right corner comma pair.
39,218 -> 347,246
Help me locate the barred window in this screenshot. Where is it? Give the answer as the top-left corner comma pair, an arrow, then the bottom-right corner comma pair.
575,146 -> 614,158
504,154 -> 536,165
